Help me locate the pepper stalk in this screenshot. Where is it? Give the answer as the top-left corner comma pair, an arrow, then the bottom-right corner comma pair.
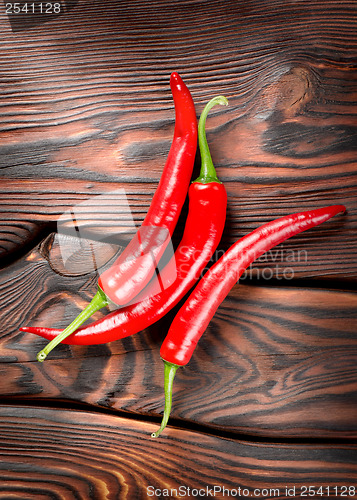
36,287 -> 108,362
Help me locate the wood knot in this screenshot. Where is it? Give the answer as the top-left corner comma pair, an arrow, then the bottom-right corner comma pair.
254,67 -> 315,120
39,232 -> 119,277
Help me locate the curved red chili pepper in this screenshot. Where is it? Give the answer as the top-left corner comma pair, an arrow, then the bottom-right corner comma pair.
98,72 -> 198,306
21,96 -> 228,355
29,73 -> 197,362
151,203 -> 346,437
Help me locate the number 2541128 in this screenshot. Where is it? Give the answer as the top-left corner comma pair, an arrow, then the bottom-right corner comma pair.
5,3 -> 61,14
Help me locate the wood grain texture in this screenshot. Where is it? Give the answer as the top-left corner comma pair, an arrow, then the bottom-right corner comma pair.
1,0 -> 357,492
0,0 -> 356,278
1,239 -> 356,438
0,405 -> 356,500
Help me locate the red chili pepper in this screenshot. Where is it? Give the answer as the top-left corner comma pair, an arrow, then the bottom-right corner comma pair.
151,203 -> 346,438
98,72 -> 198,306
22,96 -> 228,356
31,73 -> 197,362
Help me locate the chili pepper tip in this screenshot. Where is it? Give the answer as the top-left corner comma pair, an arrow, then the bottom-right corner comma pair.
170,71 -> 180,82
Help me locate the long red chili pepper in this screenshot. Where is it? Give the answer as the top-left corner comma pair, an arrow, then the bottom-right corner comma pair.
151,203 -> 346,438
98,72 -> 198,306
31,73 -> 197,362
21,96 -> 228,356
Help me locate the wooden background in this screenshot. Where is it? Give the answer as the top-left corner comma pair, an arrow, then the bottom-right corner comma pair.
0,0 -> 356,498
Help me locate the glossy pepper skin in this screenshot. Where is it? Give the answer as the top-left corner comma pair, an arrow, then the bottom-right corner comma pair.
152,204 -> 346,438
99,72 -> 198,306
31,72 -> 197,362
22,97 -> 228,350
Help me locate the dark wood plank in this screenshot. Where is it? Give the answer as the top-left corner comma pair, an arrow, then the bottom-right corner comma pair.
1,239 -> 356,438
1,0 -> 356,491
0,405 -> 356,500
0,0 -> 356,278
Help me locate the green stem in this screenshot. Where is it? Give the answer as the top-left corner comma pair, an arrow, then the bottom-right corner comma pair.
151,361 -> 179,438
193,95 -> 228,184
36,287 -> 108,362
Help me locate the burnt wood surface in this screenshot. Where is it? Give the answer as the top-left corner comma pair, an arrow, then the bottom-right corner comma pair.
0,0 -> 356,497
0,405 -> 356,500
